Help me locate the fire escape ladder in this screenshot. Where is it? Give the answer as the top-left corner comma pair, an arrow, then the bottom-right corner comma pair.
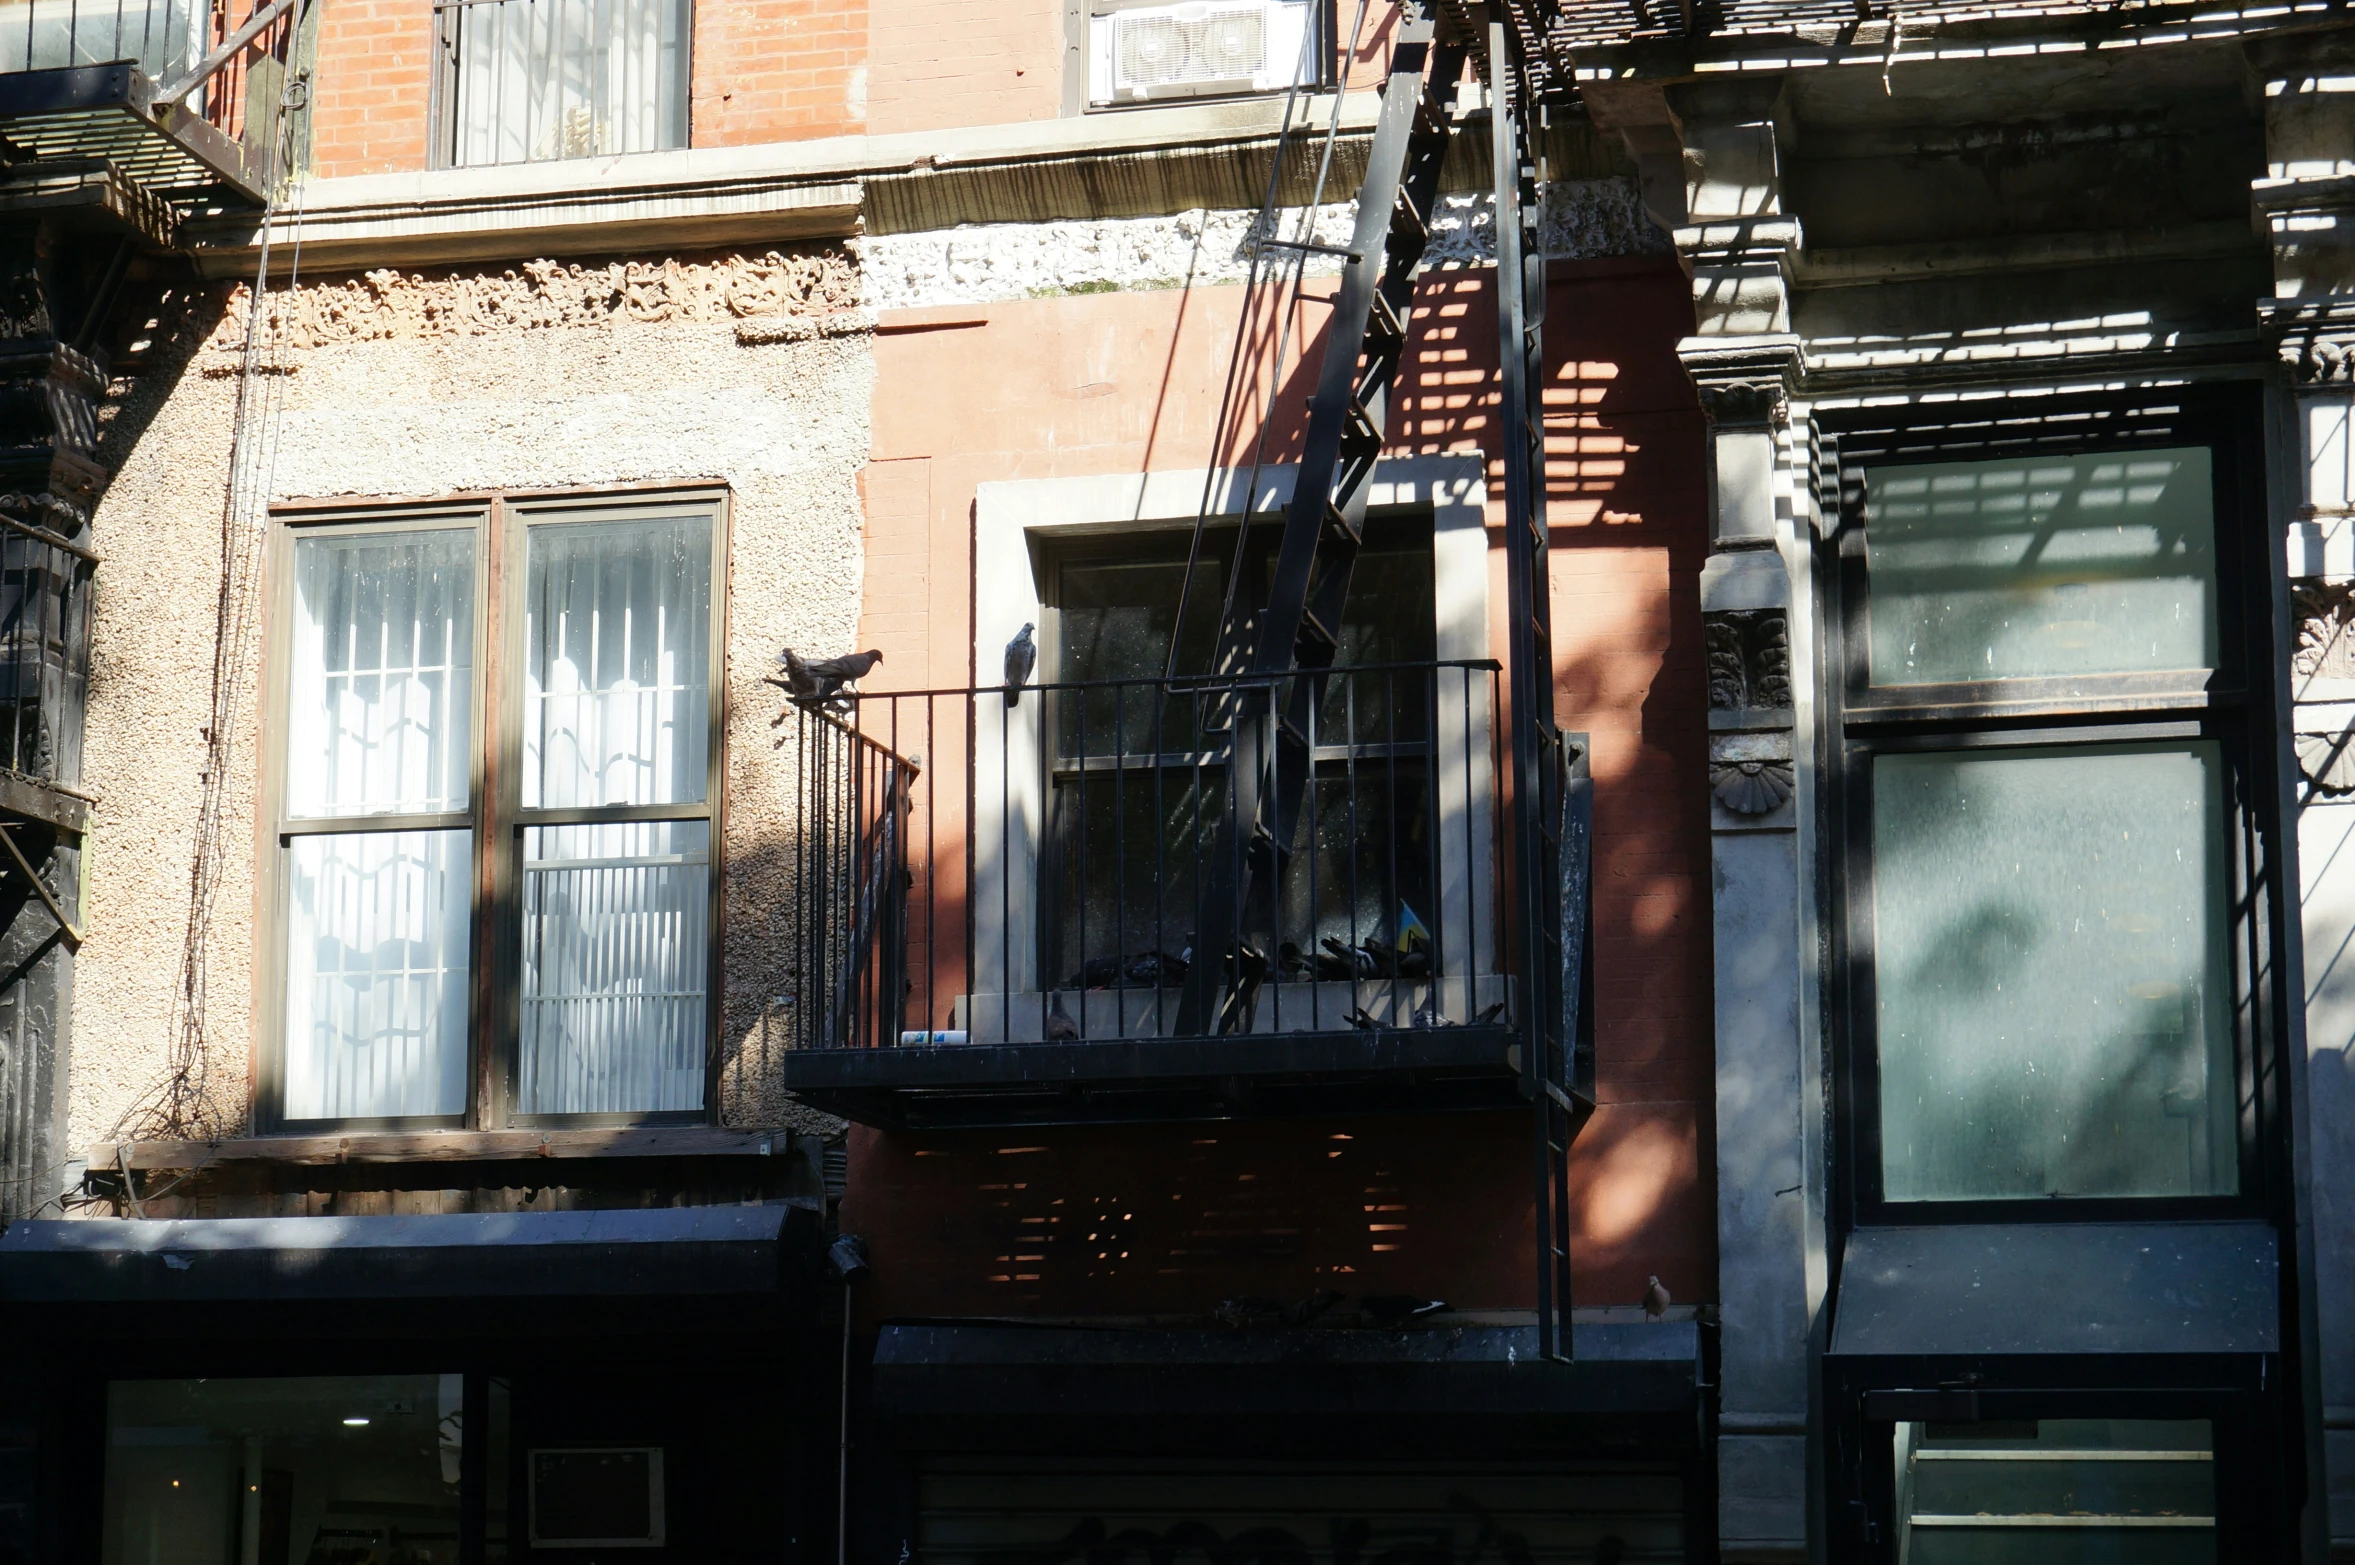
1173,9 -> 1466,1038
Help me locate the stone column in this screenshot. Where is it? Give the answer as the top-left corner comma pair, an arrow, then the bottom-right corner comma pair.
1668,76 -> 1825,1565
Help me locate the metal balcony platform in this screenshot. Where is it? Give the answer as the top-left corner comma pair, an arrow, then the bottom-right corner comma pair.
0,63 -> 263,202
779,1025 -> 1527,1130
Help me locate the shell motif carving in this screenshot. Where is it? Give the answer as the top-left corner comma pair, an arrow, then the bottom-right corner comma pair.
1711,757 -> 1796,815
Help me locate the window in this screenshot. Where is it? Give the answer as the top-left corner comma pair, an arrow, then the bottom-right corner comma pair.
0,0 -> 203,79
103,1375 -> 477,1565
1829,393 -> 2275,1213
267,494 -> 722,1129
434,0 -> 691,169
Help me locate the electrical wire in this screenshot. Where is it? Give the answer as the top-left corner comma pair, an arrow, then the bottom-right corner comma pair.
132,0 -> 315,1147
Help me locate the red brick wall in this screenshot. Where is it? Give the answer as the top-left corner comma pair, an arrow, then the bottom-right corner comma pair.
841,257 -> 1714,1322
693,0 -> 870,145
308,0 -> 434,178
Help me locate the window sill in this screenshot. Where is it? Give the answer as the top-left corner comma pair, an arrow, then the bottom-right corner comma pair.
88,1124 -> 801,1173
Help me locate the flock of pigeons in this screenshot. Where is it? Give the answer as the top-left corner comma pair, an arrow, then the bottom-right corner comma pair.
772,623 -> 1037,713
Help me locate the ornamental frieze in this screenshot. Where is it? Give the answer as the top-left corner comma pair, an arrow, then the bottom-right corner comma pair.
200,246 -> 865,355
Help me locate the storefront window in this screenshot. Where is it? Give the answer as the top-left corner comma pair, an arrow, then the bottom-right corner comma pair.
102,1375 -> 467,1565
1893,1419 -> 2215,1563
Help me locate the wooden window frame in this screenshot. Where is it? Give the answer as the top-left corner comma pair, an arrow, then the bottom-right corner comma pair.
259,487 -> 729,1134
1817,383 -> 2287,1229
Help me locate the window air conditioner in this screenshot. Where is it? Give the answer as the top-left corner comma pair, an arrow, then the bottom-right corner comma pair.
1087,0 -> 1321,107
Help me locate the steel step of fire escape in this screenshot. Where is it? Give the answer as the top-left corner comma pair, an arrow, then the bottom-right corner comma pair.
1173,8 -> 1467,1038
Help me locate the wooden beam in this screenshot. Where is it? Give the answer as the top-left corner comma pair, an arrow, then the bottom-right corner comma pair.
89,1125 -> 802,1172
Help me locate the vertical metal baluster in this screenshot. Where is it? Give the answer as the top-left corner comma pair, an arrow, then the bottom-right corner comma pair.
1423,664 -> 1442,1020
1383,667 -> 1401,1026
1151,672 -> 1167,1044
999,688 -> 1011,1045
1112,675 -> 1128,1039
1341,672 -> 1360,1023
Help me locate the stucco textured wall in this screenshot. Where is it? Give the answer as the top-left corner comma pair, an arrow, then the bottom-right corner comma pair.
72,254 -> 873,1150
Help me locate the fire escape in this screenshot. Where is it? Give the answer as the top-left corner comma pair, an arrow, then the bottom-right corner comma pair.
0,0 -> 301,1216
782,2 -> 1594,1354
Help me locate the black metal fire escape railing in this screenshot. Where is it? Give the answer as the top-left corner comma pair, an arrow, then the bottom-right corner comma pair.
784,662 -> 1510,1055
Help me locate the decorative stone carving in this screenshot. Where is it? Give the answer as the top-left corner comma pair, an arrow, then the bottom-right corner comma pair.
1712,757 -> 1795,815
2287,328 -> 2355,384
1695,379 -> 1787,428
1706,608 -> 1791,710
2295,581 -> 2355,680
2299,731 -> 2355,796
200,246 -> 866,356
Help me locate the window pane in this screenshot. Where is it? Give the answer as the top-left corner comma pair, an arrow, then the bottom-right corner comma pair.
452,0 -> 690,167
103,1374 -> 464,1565
1864,447 -> 2217,684
1873,744 -> 2235,1201
519,819 -> 709,1115
288,529 -> 474,818
284,829 -> 470,1121
1895,1419 -> 2215,1565
525,516 -> 710,809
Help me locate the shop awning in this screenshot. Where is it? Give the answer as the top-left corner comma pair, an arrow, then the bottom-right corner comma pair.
872,1321 -> 1705,1456
0,1204 -> 803,1304
1828,1220 -> 2279,1359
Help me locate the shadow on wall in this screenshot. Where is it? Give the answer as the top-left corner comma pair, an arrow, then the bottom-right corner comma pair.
817,254 -> 1714,1320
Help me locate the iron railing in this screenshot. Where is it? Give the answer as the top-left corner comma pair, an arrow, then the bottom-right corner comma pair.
0,0 -> 302,140
780,660 -> 1511,1053
0,506 -> 91,791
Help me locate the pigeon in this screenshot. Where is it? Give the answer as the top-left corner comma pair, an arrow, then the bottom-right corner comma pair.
775,646 -> 884,711
1064,955 -> 1125,991
1361,1294 -> 1448,1324
1642,1275 -> 1672,1319
1044,991 -> 1081,1042
1004,623 -> 1036,708
1125,949 -> 1189,987
1287,1289 -> 1345,1325
1213,1295 -> 1282,1329
1474,1000 -> 1507,1024
1343,1006 -> 1381,1032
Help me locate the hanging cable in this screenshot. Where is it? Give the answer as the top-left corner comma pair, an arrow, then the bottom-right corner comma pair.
128,0 -> 315,1142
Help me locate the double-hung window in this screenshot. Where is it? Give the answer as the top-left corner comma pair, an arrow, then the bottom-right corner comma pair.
268,493 -> 722,1130
433,0 -> 691,168
1827,390 -> 2279,1212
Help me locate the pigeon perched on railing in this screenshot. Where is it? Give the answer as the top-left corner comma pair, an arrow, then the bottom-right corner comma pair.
772,646 -> 884,712
1004,623 -> 1036,708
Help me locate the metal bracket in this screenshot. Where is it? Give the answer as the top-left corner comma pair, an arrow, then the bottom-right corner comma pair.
0,820 -> 80,945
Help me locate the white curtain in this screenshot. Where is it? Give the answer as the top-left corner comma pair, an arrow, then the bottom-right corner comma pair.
284,829 -> 472,1120
282,531 -> 475,1122
0,0 -> 203,80
451,0 -> 690,168
289,531 -> 474,817
519,821 -> 709,1114
519,517 -> 711,1114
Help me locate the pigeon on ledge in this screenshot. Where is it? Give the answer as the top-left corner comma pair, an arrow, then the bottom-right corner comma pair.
1004,623 -> 1036,708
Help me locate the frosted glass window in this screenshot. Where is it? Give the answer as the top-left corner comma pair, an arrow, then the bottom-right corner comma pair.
525,517 -> 709,809
284,829 -> 471,1121
287,530 -> 474,818
450,0 -> 688,167
1874,744 -> 2236,1201
1864,448 -> 2217,685
519,819 -> 709,1115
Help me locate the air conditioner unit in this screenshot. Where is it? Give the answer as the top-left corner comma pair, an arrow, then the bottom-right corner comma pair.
1087,0 -> 1320,107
